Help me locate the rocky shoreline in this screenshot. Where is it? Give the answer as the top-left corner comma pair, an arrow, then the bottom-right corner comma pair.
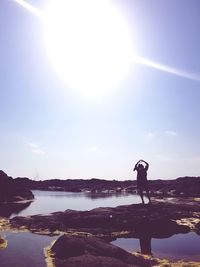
45,234 -> 200,267
0,170 -> 34,203
10,199 -> 200,236
1,170 -> 200,267
0,198 -> 200,267
10,198 -> 200,266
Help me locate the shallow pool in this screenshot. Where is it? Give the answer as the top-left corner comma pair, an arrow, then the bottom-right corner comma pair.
112,232 -> 200,261
0,231 -> 57,267
9,190 -> 147,217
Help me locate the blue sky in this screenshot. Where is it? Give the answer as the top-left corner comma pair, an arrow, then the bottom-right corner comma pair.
0,0 -> 200,180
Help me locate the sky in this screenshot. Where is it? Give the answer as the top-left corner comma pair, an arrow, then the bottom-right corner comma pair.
0,0 -> 200,180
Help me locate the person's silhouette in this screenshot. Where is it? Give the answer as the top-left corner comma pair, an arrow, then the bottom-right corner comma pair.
133,160 -> 151,204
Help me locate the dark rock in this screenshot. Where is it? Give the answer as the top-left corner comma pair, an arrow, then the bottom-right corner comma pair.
134,218 -> 189,238
150,176 -> 200,197
55,255 -> 132,267
0,170 -> 34,203
0,201 -> 32,217
196,221 -> 200,235
52,235 -> 86,259
50,235 -> 144,267
11,202 -> 193,237
47,233 -> 200,267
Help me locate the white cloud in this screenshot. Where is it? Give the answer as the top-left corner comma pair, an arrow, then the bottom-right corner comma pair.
27,142 -> 45,155
32,148 -> 45,155
145,132 -> 154,138
144,131 -> 177,139
27,142 -> 39,149
165,130 -> 177,136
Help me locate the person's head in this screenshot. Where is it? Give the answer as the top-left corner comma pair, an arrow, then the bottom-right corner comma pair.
138,164 -> 144,169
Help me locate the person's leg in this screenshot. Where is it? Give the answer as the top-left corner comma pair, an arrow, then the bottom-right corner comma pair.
145,188 -> 151,204
139,189 -> 145,204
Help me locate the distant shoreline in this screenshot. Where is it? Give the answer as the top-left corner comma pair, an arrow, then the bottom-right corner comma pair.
14,176 -> 200,198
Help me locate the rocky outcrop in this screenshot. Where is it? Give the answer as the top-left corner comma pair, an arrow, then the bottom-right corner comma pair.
47,234 -> 154,267
11,202 -> 198,237
0,201 -> 32,217
46,234 -> 200,267
150,176 -> 200,197
0,170 -> 34,203
7,200 -> 200,267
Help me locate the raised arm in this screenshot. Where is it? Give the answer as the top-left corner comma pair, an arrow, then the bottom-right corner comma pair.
141,160 -> 149,170
133,160 -> 141,171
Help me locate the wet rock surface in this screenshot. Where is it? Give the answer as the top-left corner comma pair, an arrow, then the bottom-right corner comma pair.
47,235 -> 147,267
4,199 -> 200,267
47,234 -> 200,267
10,201 -> 200,237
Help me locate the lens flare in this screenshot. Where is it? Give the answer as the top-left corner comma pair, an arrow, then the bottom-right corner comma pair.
14,0 -> 200,98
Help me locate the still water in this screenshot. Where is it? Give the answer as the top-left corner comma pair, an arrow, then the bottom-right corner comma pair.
0,231 -> 200,267
11,190 -> 145,217
0,231 -> 56,267
112,232 -> 200,261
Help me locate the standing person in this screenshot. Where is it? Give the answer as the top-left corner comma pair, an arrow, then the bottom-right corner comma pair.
133,160 -> 151,204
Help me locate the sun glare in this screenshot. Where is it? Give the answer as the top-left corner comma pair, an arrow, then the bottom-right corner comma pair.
43,0 -> 133,98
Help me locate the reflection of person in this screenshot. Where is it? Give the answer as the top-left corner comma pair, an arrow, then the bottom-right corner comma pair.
133,160 -> 151,204
139,235 -> 152,255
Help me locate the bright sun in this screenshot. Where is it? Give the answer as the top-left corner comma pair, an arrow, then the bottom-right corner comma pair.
43,0 -> 133,98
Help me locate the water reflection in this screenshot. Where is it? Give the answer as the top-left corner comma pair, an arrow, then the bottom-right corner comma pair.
112,232 -> 200,261
139,235 -> 152,255
31,190 -> 135,199
12,191 -> 145,217
85,191 -> 134,199
0,202 -> 32,218
31,191 -> 85,198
